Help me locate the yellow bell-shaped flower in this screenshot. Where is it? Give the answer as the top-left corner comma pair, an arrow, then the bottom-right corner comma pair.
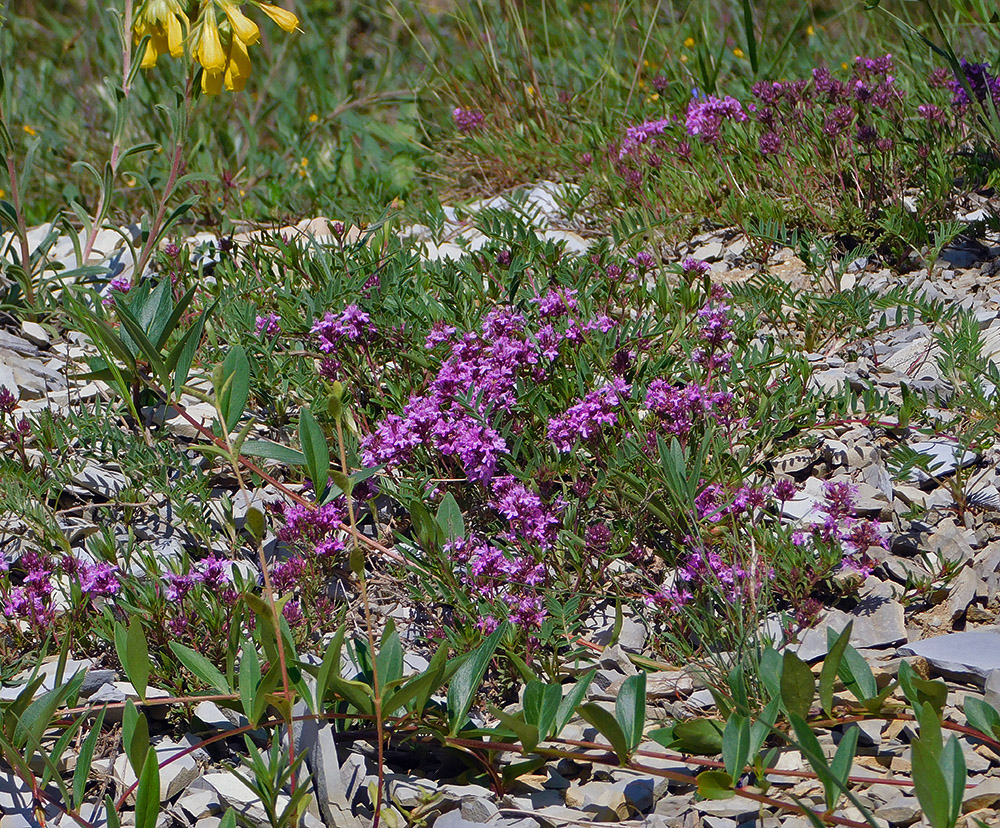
198,8 -> 227,74
222,2 -> 260,46
257,3 -> 299,33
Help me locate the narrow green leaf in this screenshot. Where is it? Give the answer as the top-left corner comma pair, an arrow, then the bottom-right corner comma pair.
722,714 -> 751,780
578,702 -> 630,763
696,769 -> 735,800
436,491 -> 465,541
218,345 -> 250,432
523,681 -> 563,742
74,705 -> 107,808
827,725 -> 859,811
616,671 -> 647,752
941,735 -> 966,828
964,696 -> 1000,740
124,702 -> 149,777
667,718 -> 725,755
125,619 -> 150,702
448,623 -> 507,736
169,641 -> 232,694
759,647 -> 783,699
240,440 -> 307,466
781,650 -> 815,720
820,622 -> 854,718
488,703 -> 540,753
838,644 -> 877,702
376,619 -> 404,689
298,406 -> 329,495
917,700 -> 943,760
749,698 -> 780,755
912,737 -> 951,828
134,747 -> 161,828
239,643 -> 262,726
555,669 -> 595,736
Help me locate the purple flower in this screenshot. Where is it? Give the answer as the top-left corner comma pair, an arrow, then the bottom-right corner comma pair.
619,118 -> 672,158
917,103 -> 946,124
78,561 -> 120,597
312,305 -> 376,354
532,288 -> 578,319
255,313 -> 281,338
758,131 -> 783,155
685,95 -> 747,143
490,476 -> 561,549
681,258 -> 711,277
453,108 -> 485,132
548,379 -> 630,452
0,386 -> 17,416
948,59 -> 1000,107
697,301 -> 734,347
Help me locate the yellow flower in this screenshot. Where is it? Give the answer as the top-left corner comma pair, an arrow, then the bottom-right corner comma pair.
527,84 -> 535,97
257,3 -> 299,32
133,0 -> 187,66
647,93 -> 659,102
222,2 -> 260,46
683,36 -> 695,49
0,189 -> 6,199
198,8 -> 227,73
22,125 -> 36,136
733,47 -> 745,58
308,112 -> 319,123
806,24 -> 815,36
224,34 -> 252,91
680,54 -> 688,63
841,62 -> 849,70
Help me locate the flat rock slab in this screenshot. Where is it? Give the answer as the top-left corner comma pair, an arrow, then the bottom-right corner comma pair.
898,630 -> 1000,687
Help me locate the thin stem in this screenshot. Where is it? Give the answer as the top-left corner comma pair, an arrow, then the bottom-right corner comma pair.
3,154 -> 34,306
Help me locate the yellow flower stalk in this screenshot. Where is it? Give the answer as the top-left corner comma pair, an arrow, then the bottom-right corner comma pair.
133,0 -> 299,94
257,3 -> 299,33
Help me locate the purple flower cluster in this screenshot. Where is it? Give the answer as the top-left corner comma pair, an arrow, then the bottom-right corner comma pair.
618,117 -> 672,159
102,275 -> 132,307
453,108 -> 485,132
279,501 -> 345,549
490,476 -> 561,549
949,59 -> 1000,108
446,534 -> 548,629
312,305 -> 376,354
644,380 -> 733,439
3,551 -> 53,627
164,554 -> 234,603
685,95 -> 747,143
256,313 -> 281,338
531,287 -> 578,319
548,379 -> 630,453
363,304 -> 615,482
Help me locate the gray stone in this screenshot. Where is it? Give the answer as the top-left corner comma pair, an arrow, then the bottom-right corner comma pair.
962,776 -> 1000,810
19,322 -> 49,348
386,774 -> 439,809
983,669 -> 1000,710
564,781 -> 630,820
70,462 -> 129,499
114,738 -> 199,802
459,797 -> 499,822
898,631 -> 1000,687
433,811 -> 482,828
946,566 -> 979,622
909,440 -> 978,484
874,795 -> 920,825
296,717 -> 362,828
793,578 -> 906,661
926,520 -> 976,565
693,240 -> 724,262
177,788 -> 221,821
199,772 -> 290,828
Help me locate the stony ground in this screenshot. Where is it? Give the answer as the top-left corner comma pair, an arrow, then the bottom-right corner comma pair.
5,186 -> 1000,828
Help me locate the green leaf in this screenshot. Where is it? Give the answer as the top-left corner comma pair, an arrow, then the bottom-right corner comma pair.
941,735 -> 966,828
578,703 -> 631,763
74,705 -> 107,808
665,718 -> 725,755
820,622 -> 854,718
912,737 -> 951,828
555,670 -> 595,736
376,619 -> 404,690
219,809 -> 238,828
436,491 -> 465,542
964,696 -> 1000,740
917,700 -> 943,760
488,703 -> 540,753
123,701 -> 149,777
827,725 -> 859,811
13,673 -> 84,753
759,647 -> 783,699
447,623 -> 506,735
749,698 -> 780,755
217,345 -> 250,433
240,440 -> 307,466
523,681 -> 563,742
298,406 -> 329,496
169,641 -> 232,694
722,714 -> 751,780
134,747 -> 161,828
696,770 -> 735,800
838,644 -> 877,702
125,619 -> 149,702
899,660 -> 948,715
789,712 -> 847,811
383,639 -> 452,717
616,671 -> 647,753
239,643 -> 262,726
781,651 -> 815,720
